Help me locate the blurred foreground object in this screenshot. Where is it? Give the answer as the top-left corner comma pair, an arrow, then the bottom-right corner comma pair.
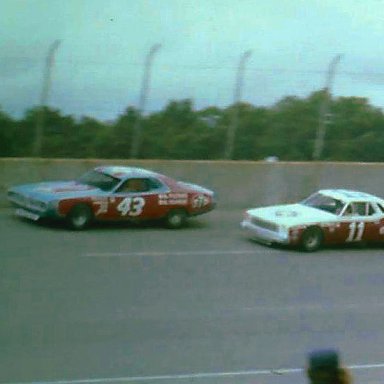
307,349 -> 352,384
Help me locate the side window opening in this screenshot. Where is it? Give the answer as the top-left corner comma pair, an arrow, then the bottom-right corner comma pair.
342,204 -> 353,216
117,178 -> 165,193
377,203 -> 384,214
117,178 -> 149,193
350,202 -> 367,216
368,203 -> 376,216
147,178 -> 164,190
343,202 -> 374,216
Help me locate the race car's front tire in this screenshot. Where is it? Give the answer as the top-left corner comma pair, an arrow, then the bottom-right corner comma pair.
67,204 -> 93,230
165,209 -> 187,229
300,227 -> 323,252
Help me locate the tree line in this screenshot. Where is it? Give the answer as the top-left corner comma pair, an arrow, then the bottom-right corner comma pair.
1,90 -> 384,161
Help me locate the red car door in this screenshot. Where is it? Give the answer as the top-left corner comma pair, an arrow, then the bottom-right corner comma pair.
375,203 -> 384,243
336,202 -> 384,244
363,203 -> 384,243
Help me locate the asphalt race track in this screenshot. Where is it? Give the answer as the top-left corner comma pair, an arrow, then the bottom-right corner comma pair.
1,207 -> 384,384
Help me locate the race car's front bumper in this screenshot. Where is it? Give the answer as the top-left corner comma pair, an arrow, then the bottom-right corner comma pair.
8,192 -> 61,221
15,208 -> 41,221
12,206 -> 62,222
241,219 -> 290,245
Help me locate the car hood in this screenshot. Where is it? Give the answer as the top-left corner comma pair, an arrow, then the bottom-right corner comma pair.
247,203 -> 338,227
8,181 -> 105,202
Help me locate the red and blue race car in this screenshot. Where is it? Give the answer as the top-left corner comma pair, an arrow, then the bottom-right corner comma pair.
7,166 -> 216,230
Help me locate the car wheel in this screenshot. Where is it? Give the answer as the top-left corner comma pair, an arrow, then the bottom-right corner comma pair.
67,204 -> 93,230
165,209 -> 187,229
300,227 -> 323,252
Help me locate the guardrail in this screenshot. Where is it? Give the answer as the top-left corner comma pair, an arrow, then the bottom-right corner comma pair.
1,158 -> 383,208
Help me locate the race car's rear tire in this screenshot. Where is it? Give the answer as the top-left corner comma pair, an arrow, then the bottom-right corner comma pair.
300,227 -> 323,252
67,204 -> 93,230
165,209 -> 187,229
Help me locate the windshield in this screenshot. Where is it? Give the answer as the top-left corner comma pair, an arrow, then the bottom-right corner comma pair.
77,170 -> 121,191
301,192 -> 345,215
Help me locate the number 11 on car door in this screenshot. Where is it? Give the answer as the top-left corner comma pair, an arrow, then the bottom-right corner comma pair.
346,222 -> 365,242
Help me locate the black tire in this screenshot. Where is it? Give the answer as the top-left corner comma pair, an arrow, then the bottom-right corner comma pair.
300,227 -> 323,252
67,204 -> 93,230
165,209 -> 187,229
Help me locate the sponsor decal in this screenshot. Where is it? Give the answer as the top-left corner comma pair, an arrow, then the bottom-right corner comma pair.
192,194 -> 210,209
158,193 -> 188,206
92,198 -> 109,215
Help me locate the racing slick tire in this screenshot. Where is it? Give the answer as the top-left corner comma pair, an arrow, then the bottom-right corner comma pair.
67,204 -> 93,230
300,226 -> 323,252
165,209 -> 187,229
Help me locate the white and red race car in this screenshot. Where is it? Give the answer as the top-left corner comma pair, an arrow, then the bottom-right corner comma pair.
241,189 -> 384,251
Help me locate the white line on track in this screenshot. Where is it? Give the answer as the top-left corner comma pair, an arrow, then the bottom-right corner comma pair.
242,300 -> 384,312
83,249 -> 275,257
5,363 -> 384,384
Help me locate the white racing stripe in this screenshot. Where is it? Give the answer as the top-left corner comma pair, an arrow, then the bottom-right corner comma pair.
83,249 -> 275,257
5,363 -> 384,384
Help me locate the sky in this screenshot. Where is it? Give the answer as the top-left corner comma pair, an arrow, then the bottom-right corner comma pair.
2,0 -> 384,121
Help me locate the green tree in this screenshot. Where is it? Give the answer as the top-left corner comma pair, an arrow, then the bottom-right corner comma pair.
19,107 -> 77,157
326,96 -> 384,161
4,89 -> 384,161
69,116 -> 108,158
0,108 -> 16,157
225,102 -> 269,160
264,94 -> 320,160
108,107 -> 138,158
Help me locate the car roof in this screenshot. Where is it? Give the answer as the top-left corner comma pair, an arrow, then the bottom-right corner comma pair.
319,189 -> 384,204
95,166 -> 162,180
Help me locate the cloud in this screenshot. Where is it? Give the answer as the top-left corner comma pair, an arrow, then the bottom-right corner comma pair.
0,57 -> 40,78
2,0 -> 384,119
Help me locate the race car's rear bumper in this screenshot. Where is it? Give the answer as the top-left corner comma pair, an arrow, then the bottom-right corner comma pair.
241,220 -> 290,245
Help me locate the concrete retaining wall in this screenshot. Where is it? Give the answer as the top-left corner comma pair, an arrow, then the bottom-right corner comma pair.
1,158 -> 383,209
